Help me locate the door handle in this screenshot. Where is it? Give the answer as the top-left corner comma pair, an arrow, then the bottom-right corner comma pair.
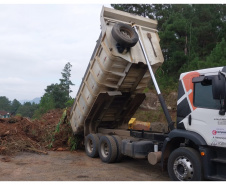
188,115 -> 192,126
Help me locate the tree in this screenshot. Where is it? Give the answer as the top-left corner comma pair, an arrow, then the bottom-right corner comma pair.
17,102 -> 39,118
206,38 -> 226,67
34,62 -> 75,118
0,96 -> 11,112
59,62 -> 75,100
159,12 -> 189,77
33,94 -> 55,118
10,99 -> 21,115
44,83 -> 68,109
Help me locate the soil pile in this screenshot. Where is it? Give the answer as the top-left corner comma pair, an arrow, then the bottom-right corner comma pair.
0,109 -> 76,156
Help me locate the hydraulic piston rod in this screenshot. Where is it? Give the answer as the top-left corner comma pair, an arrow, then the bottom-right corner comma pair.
133,25 -> 174,131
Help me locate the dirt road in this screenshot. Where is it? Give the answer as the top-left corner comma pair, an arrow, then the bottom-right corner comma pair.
0,150 -> 170,181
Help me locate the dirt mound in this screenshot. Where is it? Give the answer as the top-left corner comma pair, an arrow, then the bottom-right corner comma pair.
0,109 -> 78,156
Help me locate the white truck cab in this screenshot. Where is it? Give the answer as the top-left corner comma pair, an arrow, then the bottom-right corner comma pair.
177,67 -> 226,148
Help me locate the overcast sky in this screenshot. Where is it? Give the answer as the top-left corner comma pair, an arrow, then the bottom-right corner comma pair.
0,4 -> 111,101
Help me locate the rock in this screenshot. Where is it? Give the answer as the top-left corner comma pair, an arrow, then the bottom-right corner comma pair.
167,106 -> 172,110
140,92 -> 158,110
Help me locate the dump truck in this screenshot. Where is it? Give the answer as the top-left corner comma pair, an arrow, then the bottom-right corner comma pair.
70,7 -> 226,181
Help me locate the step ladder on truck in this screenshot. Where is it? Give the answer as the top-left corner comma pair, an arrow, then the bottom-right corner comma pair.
70,6 -> 226,181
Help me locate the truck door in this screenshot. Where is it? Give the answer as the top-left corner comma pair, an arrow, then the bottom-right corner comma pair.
187,75 -> 226,147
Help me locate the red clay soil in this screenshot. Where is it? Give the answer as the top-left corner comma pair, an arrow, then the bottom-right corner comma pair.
0,109 -> 75,156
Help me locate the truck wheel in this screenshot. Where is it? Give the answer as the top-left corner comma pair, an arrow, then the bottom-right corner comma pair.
98,135 -> 117,163
85,133 -> 99,158
112,22 -> 138,48
168,147 -> 203,181
112,135 -> 123,162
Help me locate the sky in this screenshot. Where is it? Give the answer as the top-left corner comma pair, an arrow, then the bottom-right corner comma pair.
0,3 -> 111,101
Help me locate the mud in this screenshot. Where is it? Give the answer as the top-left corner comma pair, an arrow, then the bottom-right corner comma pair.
0,150 -> 170,181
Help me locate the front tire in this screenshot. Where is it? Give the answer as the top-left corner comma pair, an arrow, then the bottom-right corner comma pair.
168,147 -> 203,181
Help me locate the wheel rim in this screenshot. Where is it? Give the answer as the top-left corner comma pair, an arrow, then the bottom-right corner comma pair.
100,141 -> 109,158
120,28 -> 132,38
86,139 -> 93,153
173,156 -> 194,180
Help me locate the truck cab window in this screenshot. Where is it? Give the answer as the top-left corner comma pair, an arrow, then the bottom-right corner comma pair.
194,78 -> 221,109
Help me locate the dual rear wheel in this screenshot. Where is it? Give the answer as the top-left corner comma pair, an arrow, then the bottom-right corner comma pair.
85,133 -> 123,163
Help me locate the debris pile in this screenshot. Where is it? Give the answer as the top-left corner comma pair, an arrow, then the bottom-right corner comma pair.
0,109 -> 78,156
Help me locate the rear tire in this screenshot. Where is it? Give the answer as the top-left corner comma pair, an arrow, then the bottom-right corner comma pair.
98,135 -> 117,163
112,135 -> 123,162
168,147 -> 203,181
85,134 -> 99,158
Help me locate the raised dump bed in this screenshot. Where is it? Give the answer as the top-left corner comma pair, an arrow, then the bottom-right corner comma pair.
70,7 -> 164,136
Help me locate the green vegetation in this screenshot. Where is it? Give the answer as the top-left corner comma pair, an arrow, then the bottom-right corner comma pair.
17,102 -> 39,118
0,96 -> 11,112
68,135 -> 80,151
34,62 -> 75,118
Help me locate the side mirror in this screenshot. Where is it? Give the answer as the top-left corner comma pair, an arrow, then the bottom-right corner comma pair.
212,72 -> 226,115
212,73 -> 225,100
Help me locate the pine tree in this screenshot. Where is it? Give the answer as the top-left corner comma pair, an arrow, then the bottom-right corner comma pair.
0,96 -> 11,112
206,38 -> 226,67
33,62 -> 75,117
10,99 -> 21,114
59,62 -> 75,100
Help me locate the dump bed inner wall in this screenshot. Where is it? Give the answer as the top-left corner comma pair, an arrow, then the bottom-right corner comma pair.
84,92 -> 146,136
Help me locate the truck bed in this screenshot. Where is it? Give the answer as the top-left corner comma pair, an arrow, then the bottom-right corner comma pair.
70,7 -> 164,136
